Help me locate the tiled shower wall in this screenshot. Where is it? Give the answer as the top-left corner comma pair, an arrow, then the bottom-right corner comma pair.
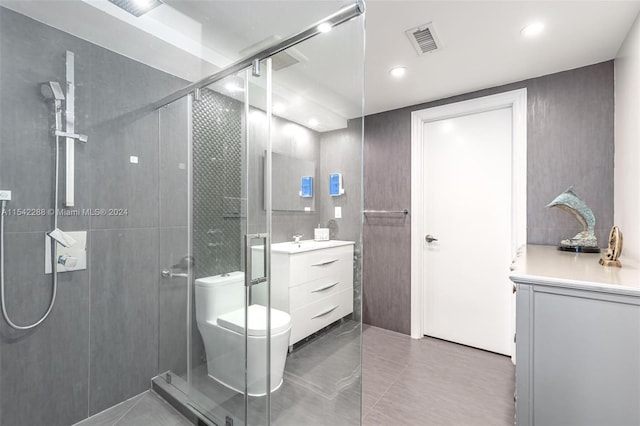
193,89 -> 243,279
363,61 -> 615,334
0,8 -> 186,425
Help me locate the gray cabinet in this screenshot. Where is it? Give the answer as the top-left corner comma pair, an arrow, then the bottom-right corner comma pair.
511,245 -> 640,426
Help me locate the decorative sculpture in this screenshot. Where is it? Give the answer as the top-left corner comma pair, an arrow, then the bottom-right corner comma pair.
600,226 -> 623,267
546,186 -> 600,253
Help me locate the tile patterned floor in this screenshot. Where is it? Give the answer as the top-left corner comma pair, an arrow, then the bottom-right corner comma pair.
362,325 -> 515,426
74,391 -> 192,426
79,323 -> 515,426
179,319 -> 362,426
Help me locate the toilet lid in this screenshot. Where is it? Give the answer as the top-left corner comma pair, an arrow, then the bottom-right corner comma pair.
217,304 -> 291,337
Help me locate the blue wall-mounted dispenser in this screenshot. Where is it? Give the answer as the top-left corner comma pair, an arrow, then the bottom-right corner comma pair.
300,176 -> 313,197
329,173 -> 344,196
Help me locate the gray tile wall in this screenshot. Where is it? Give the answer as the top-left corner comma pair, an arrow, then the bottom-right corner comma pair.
363,61 -> 615,334
270,116 -> 322,243
192,89 -> 243,279
247,110 -> 323,243
363,108 -> 412,334
319,118 -> 363,320
0,7 -> 186,425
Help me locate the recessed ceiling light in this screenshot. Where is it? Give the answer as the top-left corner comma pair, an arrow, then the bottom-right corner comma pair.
308,118 -> 319,127
389,67 -> 407,78
521,22 -> 544,38
317,23 -> 332,33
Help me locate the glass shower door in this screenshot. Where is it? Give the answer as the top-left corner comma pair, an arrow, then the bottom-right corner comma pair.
156,3 -> 365,425
268,15 -> 364,426
184,66 -> 271,426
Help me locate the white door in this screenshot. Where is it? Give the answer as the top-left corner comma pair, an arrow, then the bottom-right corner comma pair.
422,106 -> 514,356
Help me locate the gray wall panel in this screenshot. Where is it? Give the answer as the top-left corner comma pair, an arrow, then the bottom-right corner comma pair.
363,109 -> 412,334
320,118 -> 363,320
0,7 -> 186,424
0,232 -> 90,426
363,62 -> 614,334
527,63 -> 614,246
89,229 -> 160,415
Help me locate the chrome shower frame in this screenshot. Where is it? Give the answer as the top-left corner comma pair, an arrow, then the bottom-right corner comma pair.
151,0 -> 365,109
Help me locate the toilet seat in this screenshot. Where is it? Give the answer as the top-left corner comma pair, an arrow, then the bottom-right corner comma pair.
217,304 -> 291,336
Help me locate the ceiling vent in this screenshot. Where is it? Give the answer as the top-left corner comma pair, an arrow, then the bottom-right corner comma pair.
108,0 -> 163,17
405,22 -> 442,55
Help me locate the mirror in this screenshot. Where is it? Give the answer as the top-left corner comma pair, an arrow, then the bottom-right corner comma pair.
270,152 -> 316,211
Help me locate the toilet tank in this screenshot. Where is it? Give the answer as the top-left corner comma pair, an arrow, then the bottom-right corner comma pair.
195,271 -> 245,323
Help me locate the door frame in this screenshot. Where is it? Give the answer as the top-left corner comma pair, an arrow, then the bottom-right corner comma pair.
409,88 -> 527,341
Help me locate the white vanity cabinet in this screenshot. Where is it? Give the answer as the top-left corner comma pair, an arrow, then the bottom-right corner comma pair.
267,240 -> 354,345
510,245 -> 640,426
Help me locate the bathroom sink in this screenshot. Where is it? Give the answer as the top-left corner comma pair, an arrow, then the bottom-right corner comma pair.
270,240 -> 354,254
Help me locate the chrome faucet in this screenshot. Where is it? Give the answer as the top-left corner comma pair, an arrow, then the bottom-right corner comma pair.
293,234 -> 303,243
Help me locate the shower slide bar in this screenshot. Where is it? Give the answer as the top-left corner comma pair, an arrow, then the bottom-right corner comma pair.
151,0 -> 365,110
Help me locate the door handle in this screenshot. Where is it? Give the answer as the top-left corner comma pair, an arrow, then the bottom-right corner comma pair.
311,305 -> 339,319
425,234 -> 438,243
311,282 -> 340,293
245,233 -> 268,287
312,259 -> 339,267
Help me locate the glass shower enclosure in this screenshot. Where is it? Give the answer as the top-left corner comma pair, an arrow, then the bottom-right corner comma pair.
0,0 -> 363,424
154,3 -> 365,425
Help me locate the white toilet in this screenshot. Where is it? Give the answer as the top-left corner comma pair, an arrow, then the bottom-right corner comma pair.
195,271 -> 291,396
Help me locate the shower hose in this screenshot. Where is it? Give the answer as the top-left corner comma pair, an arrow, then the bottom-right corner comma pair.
0,135 -> 60,330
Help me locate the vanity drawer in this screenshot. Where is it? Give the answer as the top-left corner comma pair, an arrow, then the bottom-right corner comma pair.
289,288 -> 353,345
289,246 -> 353,287
289,272 -> 352,308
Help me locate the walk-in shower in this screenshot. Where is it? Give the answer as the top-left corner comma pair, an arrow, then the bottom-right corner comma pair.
0,1 -> 364,424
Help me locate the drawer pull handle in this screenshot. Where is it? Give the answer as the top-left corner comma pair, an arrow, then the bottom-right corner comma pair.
312,259 -> 339,267
311,305 -> 339,319
311,282 -> 340,293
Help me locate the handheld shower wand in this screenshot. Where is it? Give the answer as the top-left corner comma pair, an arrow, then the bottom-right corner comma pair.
40,82 -> 87,143
0,82 -> 68,330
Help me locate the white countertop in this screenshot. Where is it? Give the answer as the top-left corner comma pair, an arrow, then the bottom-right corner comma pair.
261,239 -> 355,254
510,244 -> 640,296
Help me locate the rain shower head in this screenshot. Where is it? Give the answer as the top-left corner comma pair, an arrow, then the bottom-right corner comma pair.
40,82 -> 65,101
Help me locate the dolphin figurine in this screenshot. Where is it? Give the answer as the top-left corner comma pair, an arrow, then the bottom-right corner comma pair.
547,186 -> 599,251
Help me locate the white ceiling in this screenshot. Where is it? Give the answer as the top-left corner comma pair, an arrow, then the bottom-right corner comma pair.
3,0 -> 640,126
365,0 -> 640,115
